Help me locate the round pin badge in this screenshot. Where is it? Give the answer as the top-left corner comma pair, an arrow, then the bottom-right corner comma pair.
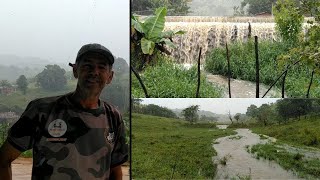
48,119 -> 67,137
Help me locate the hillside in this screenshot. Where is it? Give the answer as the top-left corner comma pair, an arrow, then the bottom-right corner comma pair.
131,113 -> 235,179
0,54 -> 128,82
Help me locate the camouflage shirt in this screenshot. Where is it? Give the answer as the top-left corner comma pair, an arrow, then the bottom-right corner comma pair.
7,93 -> 128,180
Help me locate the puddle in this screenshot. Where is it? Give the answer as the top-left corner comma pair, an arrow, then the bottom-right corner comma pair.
213,129 -> 299,179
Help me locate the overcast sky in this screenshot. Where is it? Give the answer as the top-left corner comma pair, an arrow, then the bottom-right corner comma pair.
0,0 -> 129,63
141,98 -> 280,115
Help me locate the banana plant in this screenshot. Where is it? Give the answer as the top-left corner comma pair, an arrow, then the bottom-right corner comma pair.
131,7 -> 185,70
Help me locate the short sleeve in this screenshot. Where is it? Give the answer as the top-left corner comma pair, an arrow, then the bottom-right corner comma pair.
110,112 -> 128,168
7,100 -> 39,152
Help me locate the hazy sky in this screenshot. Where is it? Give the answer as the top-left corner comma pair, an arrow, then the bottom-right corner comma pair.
141,98 -> 280,115
0,0 -> 129,63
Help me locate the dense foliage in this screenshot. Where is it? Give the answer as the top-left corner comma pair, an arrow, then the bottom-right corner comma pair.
36,64 -> 67,91
132,102 -> 177,118
181,105 -> 199,124
246,99 -> 320,126
16,75 -> 28,95
132,60 -> 222,98
236,0 -> 276,15
131,7 -> 184,71
273,0 -> 304,44
131,0 -> 191,16
205,40 -> 319,97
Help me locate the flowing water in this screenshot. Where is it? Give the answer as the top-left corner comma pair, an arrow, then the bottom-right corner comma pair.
163,16 -> 313,64
213,128 -> 299,179
206,74 -> 285,98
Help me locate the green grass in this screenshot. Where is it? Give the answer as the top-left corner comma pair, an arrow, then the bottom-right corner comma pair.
131,113 -> 236,179
250,143 -> 320,179
0,80 -> 77,109
132,61 -> 222,98
252,118 -> 320,148
205,40 -> 320,98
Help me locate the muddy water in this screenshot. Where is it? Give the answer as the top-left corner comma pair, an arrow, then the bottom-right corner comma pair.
213,129 -> 299,179
206,74 -> 285,98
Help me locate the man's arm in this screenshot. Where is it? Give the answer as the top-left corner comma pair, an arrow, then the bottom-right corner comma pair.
0,140 -> 22,180
110,165 -> 122,180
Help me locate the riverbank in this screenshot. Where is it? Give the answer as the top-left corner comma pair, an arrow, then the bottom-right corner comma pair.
213,128 -> 298,179
131,113 -> 235,179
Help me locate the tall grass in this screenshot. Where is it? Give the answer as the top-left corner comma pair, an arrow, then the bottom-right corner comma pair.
205,40 -> 320,97
252,117 -> 320,148
131,113 -> 235,179
132,61 -> 222,98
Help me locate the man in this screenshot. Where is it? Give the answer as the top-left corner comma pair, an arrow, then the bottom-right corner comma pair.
0,43 -> 128,180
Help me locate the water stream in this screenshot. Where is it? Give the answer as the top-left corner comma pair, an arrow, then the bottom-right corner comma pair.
213,128 -> 299,179
206,74 -> 285,98
164,16 -> 313,64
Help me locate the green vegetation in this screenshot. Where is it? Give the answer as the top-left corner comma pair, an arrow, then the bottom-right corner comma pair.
132,61 -> 222,98
131,7 -> 184,71
250,143 -> 320,179
0,81 -> 76,110
252,117 -> 320,148
36,64 -> 67,91
132,101 -> 178,118
273,0 -> 303,44
131,0 -> 191,16
205,40 -> 319,97
132,113 -> 235,179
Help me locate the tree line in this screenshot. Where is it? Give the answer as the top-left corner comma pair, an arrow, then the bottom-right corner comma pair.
246,99 -> 320,126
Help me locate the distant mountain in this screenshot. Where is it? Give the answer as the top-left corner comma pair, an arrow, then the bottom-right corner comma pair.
0,54 -> 128,82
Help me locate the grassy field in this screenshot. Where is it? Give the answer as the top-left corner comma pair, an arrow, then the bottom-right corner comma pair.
131,113 -> 235,179
252,118 -> 320,148
0,80 -> 77,109
248,117 -> 320,179
132,61 -> 222,98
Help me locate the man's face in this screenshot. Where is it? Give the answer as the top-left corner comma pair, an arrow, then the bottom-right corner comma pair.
73,52 -> 114,95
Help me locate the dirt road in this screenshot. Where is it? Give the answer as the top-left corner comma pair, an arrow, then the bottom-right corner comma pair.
12,158 -> 130,180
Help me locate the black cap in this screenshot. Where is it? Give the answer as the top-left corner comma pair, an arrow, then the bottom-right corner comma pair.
75,43 -> 114,65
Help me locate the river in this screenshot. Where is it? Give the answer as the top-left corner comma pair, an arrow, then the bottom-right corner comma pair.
213,128 -> 299,179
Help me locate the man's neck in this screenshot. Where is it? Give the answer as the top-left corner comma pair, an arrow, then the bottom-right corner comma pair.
71,90 -> 100,109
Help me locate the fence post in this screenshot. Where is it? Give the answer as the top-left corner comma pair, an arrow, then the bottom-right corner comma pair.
255,36 -> 259,98
196,48 -> 202,98
282,71 -> 287,98
130,65 -> 149,98
226,43 -> 231,98
306,69 -> 315,98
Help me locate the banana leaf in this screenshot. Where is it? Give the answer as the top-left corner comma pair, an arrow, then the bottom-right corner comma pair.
143,7 -> 167,41
141,38 -> 155,55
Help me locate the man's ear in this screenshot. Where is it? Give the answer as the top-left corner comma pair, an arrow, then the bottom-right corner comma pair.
70,63 -> 78,79
106,70 -> 114,85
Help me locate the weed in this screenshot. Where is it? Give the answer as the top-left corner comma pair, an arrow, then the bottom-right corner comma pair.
229,135 -> 243,140
219,154 -> 232,166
